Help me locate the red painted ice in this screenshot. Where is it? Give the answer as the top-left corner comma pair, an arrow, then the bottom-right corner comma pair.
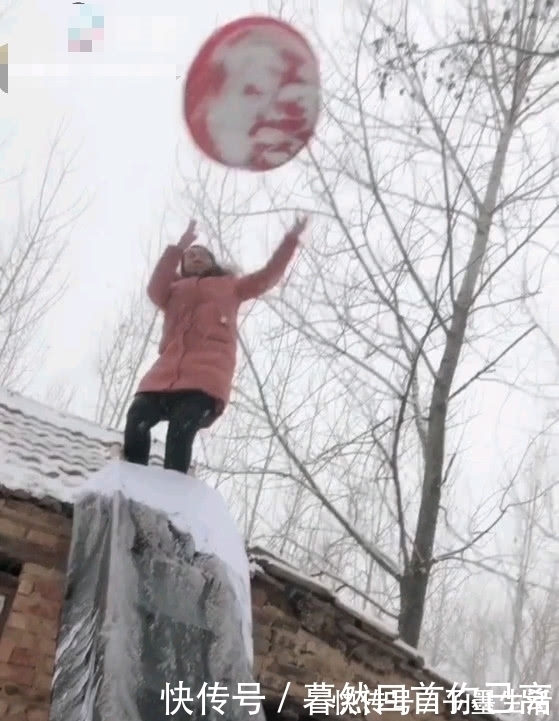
184,16 -> 321,171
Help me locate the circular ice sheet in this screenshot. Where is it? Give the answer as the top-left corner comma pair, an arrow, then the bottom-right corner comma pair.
184,16 -> 321,171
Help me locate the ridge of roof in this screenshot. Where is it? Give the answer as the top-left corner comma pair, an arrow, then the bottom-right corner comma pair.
0,386 -> 121,443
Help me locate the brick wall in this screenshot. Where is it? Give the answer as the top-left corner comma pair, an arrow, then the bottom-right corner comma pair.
0,498 -> 70,721
252,573 -> 373,719
251,573 -> 446,721
0,494 -> 460,721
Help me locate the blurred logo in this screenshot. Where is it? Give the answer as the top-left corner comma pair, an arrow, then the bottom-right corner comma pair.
68,2 -> 104,53
0,43 -> 7,93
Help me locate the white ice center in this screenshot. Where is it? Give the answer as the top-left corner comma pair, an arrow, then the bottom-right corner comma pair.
201,28 -> 319,167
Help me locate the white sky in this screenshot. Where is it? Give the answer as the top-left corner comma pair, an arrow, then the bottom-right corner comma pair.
1,3 -> 558,680
0,0 -> 328,408
0,0 -> 557,501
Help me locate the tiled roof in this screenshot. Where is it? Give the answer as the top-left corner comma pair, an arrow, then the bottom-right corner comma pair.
0,387 -> 164,501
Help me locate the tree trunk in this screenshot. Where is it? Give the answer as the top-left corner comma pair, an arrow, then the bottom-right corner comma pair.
399,121 -> 516,646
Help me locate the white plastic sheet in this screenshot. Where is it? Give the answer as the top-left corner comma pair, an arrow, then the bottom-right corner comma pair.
50,461 -> 263,721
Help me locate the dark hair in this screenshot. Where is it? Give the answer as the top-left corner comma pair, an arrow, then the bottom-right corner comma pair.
180,245 -> 234,279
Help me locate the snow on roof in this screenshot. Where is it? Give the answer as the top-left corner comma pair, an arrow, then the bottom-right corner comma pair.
0,387 -> 164,503
249,545 -> 403,649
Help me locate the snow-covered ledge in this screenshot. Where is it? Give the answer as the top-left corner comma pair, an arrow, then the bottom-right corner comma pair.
50,461 -> 262,721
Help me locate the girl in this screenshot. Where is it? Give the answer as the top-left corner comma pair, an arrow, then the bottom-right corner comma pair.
123,215 -> 307,473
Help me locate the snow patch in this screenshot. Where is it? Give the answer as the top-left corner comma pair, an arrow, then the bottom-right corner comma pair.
392,637 -> 425,662
0,461 -> 80,504
333,596 -> 399,641
250,551 -> 334,600
0,387 -> 164,506
250,547 -> 403,647
0,386 -> 120,444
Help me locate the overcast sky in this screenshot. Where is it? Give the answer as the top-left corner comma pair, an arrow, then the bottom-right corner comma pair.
0,0 -> 558,503
0,0 -> 326,406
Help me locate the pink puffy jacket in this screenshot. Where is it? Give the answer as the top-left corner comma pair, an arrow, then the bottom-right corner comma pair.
136,232 -> 299,424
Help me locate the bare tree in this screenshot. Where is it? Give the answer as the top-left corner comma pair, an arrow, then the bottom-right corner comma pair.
0,0 -> 15,28
43,380 -> 77,412
93,212 -> 178,428
176,0 -> 559,648
94,288 -> 159,428
443,439 -> 558,718
0,122 -> 88,390
91,0 -> 559,654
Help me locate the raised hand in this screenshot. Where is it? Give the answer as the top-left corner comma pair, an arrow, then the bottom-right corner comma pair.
177,219 -> 198,250
288,215 -> 308,238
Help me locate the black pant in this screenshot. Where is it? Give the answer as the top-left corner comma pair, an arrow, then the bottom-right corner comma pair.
123,390 -> 215,473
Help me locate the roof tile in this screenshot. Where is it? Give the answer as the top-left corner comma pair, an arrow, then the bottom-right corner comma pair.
0,387 -> 164,502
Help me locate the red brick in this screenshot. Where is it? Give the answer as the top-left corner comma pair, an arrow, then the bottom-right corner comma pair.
26,529 -> 59,548
39,654 -> 55,676
28,709 -> 50,721
41,619 -> 60,640
17,579 -> 34,596
5,713 -> 27,721
33,579 -> 64,603
0,638 -> 16,662
21,564 -> 61,581
251,585 -> 269,607
257,669 -> 291,694
11,595 -> 34,614
4,500 -> 67,531
4,696 -> 28,712
252,604 -> 284,625
1,629 -> 37,650
23,616 -> 59,640
0,661 -> 34,686
0,502 -> 31,522
2,681 -> 22,696
7,612 -> 28,631
32,673 -> 52,694
0,517 -> 26,537
9,647 -> 36,668
37,638 -> 56,656
12,595 -> 61,621
41,600 -> 62,622
0,699 -> 8,715
57,541 -> 70,556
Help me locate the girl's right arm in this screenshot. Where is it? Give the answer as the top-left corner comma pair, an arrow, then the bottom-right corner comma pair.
147,220 -> 198,309
147,246 -> 182,309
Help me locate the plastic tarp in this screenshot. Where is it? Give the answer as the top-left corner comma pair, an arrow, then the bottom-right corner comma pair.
50,461 -> 264,721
